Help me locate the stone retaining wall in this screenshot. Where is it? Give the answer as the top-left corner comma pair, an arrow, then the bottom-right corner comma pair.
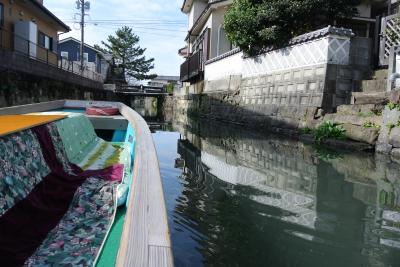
0,70 -> 118,107
177,27 -> 371,132
377,107 -> 400,163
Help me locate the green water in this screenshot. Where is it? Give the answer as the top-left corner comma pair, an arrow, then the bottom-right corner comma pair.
152,120 -> 400,267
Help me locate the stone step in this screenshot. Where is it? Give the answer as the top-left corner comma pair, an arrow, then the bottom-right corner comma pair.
361,79 -> 387,93
372,69 -> 388,80
324,113 -> 382,127
341,123 -> 380,145
351,92 -> 389,105
299,134 -> 374,151
336,104 -> 384,116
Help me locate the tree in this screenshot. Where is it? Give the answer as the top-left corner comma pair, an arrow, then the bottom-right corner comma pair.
224,0 -> 360,56
165,82 -> 176,94
97,27 -> 156,82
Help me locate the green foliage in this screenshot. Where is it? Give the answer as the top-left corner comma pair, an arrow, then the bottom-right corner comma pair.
387,124 -> 396,132
363,121 -> 380,130
301,127 -> 313,134
387,102 -> 400,111
313,121 -> 346,144
224,0 -> 360,56
97,27 -> 156,81
165,83 -> 175,94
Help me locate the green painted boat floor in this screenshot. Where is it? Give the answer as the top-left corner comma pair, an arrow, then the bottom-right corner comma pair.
96,207 -> 127,267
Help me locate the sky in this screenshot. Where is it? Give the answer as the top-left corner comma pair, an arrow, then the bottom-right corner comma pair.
44,0 -> 187,77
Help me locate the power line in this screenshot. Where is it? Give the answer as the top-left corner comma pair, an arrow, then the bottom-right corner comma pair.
87,24 -> 187,32
63,19 -> 186,24
90,25 -> 185,38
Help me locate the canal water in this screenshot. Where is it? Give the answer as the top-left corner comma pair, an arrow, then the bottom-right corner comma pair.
150,119 -> 400,267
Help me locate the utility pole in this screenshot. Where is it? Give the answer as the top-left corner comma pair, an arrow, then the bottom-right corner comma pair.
80,0 -> 85,74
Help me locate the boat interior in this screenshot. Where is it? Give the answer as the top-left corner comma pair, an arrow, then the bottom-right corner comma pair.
0,100 -> 173,267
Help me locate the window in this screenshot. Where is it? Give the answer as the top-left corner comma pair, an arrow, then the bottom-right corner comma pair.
61,51 -> 68,60
217,24 -> 232,56
0,3 -> 4,28
38,31 -> 53,50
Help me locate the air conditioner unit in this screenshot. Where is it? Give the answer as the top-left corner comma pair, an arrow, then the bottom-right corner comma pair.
14,21 -> 37,58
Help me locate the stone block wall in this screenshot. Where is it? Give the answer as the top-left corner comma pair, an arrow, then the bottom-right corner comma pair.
175,27 -> 372,132
377,107 -> 400,163
0,70 -> 118,107
240,64 -> 327,113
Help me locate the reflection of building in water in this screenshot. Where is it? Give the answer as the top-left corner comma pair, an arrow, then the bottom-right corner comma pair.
129,96 -> 158,118
175,122 -> 400,266
201,151 -> 321,230
327,152 -> 400,260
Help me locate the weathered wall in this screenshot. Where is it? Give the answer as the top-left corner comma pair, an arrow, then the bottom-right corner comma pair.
376,106 -> 400,163
176,28 -> 371,132
0,70 -> 117,107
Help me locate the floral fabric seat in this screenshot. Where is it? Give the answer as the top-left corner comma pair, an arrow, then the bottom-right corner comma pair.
0,119 -> 125,266
55,115 -> 132,206
0,130 -> 50,218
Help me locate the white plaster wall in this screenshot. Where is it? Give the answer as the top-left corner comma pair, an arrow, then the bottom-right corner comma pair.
204,51 -> 243,81
242,35 -> 351,78
209,7 -> 226,59
203,34 -> 352,80
188,0 -> 208,30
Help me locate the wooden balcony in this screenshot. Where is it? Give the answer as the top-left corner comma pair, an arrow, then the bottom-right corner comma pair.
0,28 -> 103,86
180,50 -> 203,83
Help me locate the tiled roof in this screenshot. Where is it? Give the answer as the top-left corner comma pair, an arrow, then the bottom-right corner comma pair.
262,26 -> 354,52
289,26 -> 354,45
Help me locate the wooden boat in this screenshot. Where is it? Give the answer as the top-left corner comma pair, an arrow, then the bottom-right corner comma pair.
0,100 -> 173,267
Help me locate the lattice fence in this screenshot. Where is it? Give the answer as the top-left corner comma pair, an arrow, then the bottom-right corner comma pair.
380,14 -> 400,66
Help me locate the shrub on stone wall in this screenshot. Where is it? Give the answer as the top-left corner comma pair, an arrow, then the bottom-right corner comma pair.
224,0 -> 360,55
314,121 -> 346,144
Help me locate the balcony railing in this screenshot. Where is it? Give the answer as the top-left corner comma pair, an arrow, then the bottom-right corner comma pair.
0,28 -> 103,83
180,50 -> 203,82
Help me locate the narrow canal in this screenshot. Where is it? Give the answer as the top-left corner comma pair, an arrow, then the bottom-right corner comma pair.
149,119 -> 400,267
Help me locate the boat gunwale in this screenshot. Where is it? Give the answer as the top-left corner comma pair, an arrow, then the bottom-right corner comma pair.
0,100 -> 173,267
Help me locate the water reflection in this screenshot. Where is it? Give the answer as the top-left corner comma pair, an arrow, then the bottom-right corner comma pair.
129,96 -> 159,118
154,119 -> 400,267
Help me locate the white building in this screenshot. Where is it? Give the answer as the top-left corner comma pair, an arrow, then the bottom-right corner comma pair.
178,0 -> 399,95
179,0 -> 235,89
148,75 -> 181,88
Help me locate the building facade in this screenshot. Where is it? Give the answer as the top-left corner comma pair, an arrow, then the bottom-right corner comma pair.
0,0 -> 105,87
175,0 -> 400,131
58,37 -> 103,74
179,0 -> 233,86
178,0 -> 399,89
148,75 -> 180,88
0,0 -> 70,65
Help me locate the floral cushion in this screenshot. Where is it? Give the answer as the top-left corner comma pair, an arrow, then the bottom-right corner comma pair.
54,116 -> 132,206
0,130 -> 50,217
55,115 -> 100,165
26,177 -> 118,266
0,119 -> 123,266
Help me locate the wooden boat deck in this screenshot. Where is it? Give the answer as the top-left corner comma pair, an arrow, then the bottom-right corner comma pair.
0,100 -> 174,267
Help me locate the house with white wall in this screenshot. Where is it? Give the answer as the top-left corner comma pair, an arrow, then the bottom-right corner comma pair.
174,0 -> 400,136
178,0 -> 400,95
179,0 -> 234,89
